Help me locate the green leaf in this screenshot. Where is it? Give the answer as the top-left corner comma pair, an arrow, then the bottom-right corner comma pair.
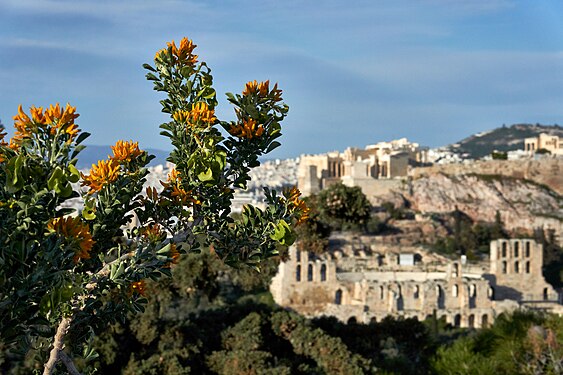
197,168 -> 214,182
68,164 -> 80,183
266,141 -> 281,154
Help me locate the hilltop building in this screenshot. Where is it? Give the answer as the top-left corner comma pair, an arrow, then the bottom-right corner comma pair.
298,138 -> 427,201
270,236 -> 562,328
524,133 -> 563,156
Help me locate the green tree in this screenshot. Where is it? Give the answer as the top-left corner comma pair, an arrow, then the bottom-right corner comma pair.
0,37 -> 308,374
316,183 -> 372,231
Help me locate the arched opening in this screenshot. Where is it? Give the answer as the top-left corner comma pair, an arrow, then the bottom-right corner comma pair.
468,314 -> 475,328
397,285 -> 404,311
469,284 -> 477,309
514,261 -> 519,273
335,289 -> 342,305
380,286 -> 385,299
436,285 -> 445,309
526,261 -> 530,273
525,242 -> 531,257
347,316 -> 357,325
454,314 -> 461,328
514,242 -> 519,257
452,284 -> 458,297
502,261 -> 507,274
296,265 -> 301,282
307,264 -> 313,282
501,242 -> 507,257
296,250 -> 301,262
453,263 -> 459,277
543,288 -> 549,301
413,285 -> 420,299
482,314 -> 489,328
370,317 -> 377,324
320,264 -> 327,282
489,286 -> 495,300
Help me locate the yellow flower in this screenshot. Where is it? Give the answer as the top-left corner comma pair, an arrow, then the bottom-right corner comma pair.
142,223 -> 165,243
172,102 -> 216,129
47,216 -> 95,263
130,280 -> 147,296
156,37 -> 198,66
12,103 -> 80,144
228,118 -> 265,139
110,140 -> 143,163
12,104 -> 35,142
164,243 -> 180,268
284,187 -> 310,225
44,103 -> 80,139
81,159 -> 120,193
242,80 -> 283,101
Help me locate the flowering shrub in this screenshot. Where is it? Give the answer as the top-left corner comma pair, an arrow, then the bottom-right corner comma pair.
0,37 -> 307,374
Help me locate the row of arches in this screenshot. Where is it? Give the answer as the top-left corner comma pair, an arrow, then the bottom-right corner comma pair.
347,314 -> 491,328
334,283 -> 491,310
345,313 -> 490,328
295,264 -> 327,282
501,260 -> 531,274
500,240 -> 532,258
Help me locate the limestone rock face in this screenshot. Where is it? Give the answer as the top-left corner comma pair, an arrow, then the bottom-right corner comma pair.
405,173 -> 561,233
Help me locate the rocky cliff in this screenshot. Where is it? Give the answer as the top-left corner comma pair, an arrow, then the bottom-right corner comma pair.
403,172 -> 561,234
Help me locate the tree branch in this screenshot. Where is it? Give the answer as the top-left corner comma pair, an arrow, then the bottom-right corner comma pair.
43,316 -> 72,375
59,351 -> 83,375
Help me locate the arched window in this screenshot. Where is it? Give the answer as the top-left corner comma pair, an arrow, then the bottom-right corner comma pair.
525,242 -> 531,257
296,265 -> 301,282
514,261 -> 519,273
335,289 -> 342,305
526,261 -> 530,274
482,314 -> 489,328
380,286 -> 385,299
296,250 -> 301,262
436,285 -> 445,309
348,316 -> 357,324
413,285 -> 420,299
471,284 -> 477,297
514,242 -> 519,257
468,314 -> 475,328
489,287 -> 495,300
307,264 -> 313,282
320,264 -> 327,282
454,314 -> 461,327
543,288 -> 549,301
502,261 -> 507,274
501,242 -> 507,257
453,263 -> 459,277
452,285 -> 458,297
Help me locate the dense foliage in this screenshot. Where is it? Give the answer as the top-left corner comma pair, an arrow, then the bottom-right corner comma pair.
0,37 -> 308,373
56,252 -> 563,374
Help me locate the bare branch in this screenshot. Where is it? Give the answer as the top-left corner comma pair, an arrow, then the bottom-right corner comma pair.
60,351 -> 83,375
43,316 -> 72,375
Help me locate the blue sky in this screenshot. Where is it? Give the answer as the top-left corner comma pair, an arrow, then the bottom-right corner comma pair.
1,0 -> 563,158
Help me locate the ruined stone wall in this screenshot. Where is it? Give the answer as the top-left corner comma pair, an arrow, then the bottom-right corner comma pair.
409,158 -> 562,195
270,238 -> 562,329
488,239 -> 558,302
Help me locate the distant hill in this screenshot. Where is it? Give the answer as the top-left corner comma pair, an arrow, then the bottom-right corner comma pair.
76,145 -> 169,169
447,124 -> 563,159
